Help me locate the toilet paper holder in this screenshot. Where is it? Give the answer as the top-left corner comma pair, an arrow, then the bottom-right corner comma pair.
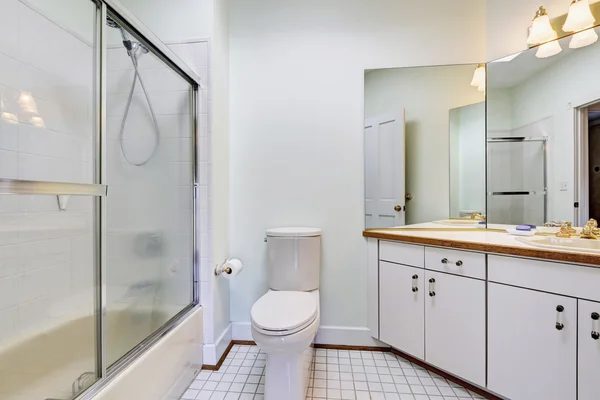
214,259 -> 232,276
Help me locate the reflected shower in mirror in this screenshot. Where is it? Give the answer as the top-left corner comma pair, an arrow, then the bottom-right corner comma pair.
487,25 -> 600,227
364,65 -> 485,229
449,102 -> 486,219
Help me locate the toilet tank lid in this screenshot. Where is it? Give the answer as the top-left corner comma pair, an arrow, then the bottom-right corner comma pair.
266,227 -> 321,237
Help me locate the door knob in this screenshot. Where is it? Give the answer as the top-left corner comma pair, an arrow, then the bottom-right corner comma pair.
394,205 -> 402,212
405,193 -> 414,200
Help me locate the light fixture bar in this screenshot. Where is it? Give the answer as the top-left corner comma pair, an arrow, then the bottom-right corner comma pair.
528,0 -> 600,46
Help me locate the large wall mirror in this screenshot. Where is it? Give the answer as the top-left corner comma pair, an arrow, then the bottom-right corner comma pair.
487,25 -> 600,227
364,65 -> 485,229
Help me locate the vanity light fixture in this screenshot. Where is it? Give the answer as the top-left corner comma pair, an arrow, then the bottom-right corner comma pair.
528,6 -> 558,45
563,0 -> 598,48
527,6 -> 563,58
563,0 -> 595,32
570,27 -> 599,48
470,64 -> 486,92
536,39 -> 563,58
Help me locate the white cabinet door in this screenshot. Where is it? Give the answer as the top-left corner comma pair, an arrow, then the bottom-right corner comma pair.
488,283 -> 576,400
578,299 -> 600,400
424,271 -> 485,386
379,261 -> 424,359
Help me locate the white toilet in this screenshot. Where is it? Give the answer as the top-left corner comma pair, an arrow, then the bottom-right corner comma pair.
251,227 -> 321,400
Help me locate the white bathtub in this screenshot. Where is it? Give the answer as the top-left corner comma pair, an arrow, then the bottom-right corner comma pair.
0,306 -> 202,400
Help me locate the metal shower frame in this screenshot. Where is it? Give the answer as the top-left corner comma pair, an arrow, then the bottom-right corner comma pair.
91,0 -> 202,398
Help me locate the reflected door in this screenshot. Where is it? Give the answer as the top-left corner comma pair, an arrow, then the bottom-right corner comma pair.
365,113 -> 406,228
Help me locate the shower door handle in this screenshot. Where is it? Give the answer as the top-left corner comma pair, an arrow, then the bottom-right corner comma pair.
0,179 -> 107,196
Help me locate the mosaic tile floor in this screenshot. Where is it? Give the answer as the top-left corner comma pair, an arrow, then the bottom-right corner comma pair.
181,345 -> 485,400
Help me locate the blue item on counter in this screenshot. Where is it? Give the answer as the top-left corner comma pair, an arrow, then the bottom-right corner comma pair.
516,225 -> 532,231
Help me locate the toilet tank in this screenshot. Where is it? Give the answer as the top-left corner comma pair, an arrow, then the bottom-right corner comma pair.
266,227 -> 321,291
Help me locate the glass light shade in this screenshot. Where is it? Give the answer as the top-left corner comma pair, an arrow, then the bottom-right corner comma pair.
471,65 -> 486,88
1,112 -> 18,124
569,27 -> 599,48
535,40 -> 563,58
563,0 -> 596,32
528,14 -> 558,45
477,83 -> 486,92
18,91 -> 38,113
30,116 -> 45,128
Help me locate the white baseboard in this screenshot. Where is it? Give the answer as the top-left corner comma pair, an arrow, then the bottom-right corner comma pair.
203,323 -> 232,365
232,321 -> 252,340
231,322 -> 388,348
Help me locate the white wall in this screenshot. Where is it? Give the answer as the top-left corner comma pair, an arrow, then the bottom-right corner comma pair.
364,66 -> 484,224
229,0 -> 486,342
118,0 -> 213,43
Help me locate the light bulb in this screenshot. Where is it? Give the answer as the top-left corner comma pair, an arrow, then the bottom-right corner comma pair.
528,7 -> 558,45
30,116 -> 45,128
18,91 -> 38,113
471,64 -> 486,88
563,0 -> 596,32
569,27 -> 599,48
1,112 -> 18,124
536,40 -> 563,58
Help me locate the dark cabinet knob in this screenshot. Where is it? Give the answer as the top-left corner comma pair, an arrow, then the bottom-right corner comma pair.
412,287 -> 418,292
441,258 -> 448,264
412,275 -> 418,279
592,312 -> 599,320
456,260 -> 463,266
429,278 -> 435,283
592,331 -> 600,340
429,291 -> 436,297
556,322 -> 564,330
556,305 -> 564,312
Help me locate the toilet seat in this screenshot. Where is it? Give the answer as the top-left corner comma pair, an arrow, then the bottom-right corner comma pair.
251,291 -> 318,336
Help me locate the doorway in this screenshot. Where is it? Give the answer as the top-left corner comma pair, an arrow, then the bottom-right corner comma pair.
589,106 -> 600,221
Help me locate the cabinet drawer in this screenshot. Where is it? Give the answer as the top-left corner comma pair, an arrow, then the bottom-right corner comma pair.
425,247 -> 485,280
379,241 -> 424,268
489,255 -> 600,302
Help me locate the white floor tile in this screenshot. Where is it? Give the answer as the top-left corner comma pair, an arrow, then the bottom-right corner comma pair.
180,346 -> 480,400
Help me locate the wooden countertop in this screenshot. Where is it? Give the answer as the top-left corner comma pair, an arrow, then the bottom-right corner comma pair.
363,224 -> 600,266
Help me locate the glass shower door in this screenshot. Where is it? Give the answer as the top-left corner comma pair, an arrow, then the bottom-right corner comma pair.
0,1 -> 100,399
104,13 -> 195,367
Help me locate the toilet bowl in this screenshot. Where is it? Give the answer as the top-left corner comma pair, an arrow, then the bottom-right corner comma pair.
251,290 -> 320,400
251,227 -> 322,400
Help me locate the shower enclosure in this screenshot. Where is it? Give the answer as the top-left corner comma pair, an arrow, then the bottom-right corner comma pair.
0,1 -> 201,399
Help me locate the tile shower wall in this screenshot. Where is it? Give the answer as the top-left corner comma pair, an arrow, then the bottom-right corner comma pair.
0,0 -> 95,344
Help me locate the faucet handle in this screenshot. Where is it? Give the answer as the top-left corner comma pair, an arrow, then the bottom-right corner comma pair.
556,224 -> 572,238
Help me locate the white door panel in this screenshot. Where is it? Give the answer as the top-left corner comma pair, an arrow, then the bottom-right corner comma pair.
365,113 -> 405,228
379,261 -> 424,359
488,283 -> 576,400
578,299 -> 600,400
425,271 -> 485,386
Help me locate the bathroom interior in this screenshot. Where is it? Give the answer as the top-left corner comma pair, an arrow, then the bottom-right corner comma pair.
1,0 -> 600,400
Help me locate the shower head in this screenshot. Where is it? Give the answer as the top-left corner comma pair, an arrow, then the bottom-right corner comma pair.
106,16 -> 119,29
106,16 -> 131,45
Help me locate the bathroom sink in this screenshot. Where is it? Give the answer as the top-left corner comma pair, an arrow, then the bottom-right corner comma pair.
433,219 -> 481,227
516,236 -> 600,254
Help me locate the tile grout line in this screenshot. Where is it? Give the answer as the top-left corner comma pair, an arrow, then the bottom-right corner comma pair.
181,344 -> 483,400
